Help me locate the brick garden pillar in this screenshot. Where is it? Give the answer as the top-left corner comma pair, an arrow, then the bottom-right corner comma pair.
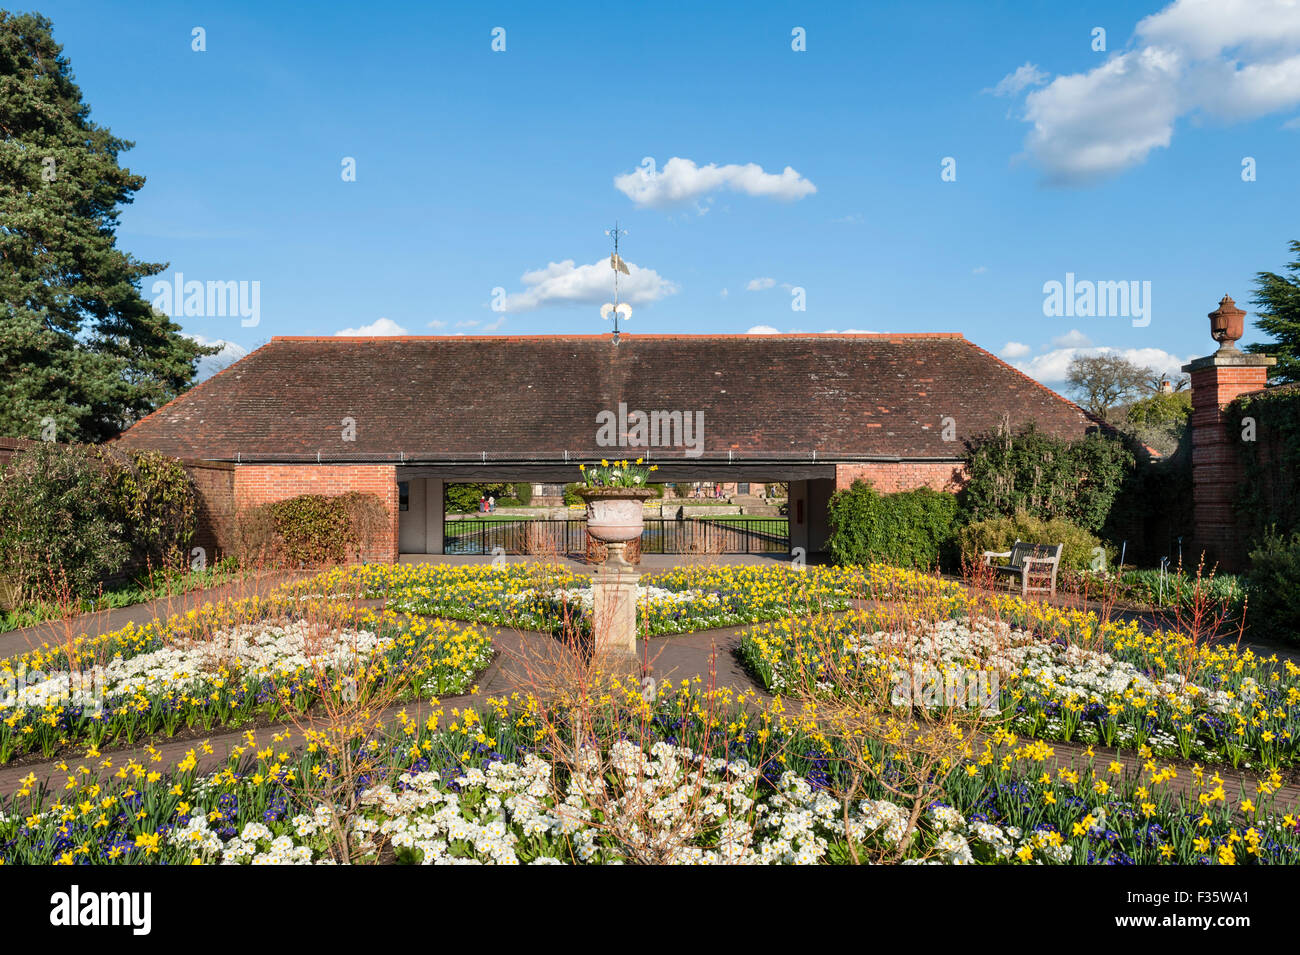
1182,295 -> 1274,570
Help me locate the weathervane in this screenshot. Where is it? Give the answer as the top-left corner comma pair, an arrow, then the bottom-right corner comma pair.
601,222 -> 632,340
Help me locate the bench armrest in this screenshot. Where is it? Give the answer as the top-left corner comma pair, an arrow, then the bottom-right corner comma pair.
982,550 -> 1012,566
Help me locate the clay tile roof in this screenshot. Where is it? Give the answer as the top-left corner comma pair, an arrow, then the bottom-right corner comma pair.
115,333 -> 1103,462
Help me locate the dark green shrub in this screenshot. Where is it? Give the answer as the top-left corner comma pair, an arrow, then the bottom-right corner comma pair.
957,511 -> 1108,572
97,448 -> 198,569
0,443 -> 130,600
1247,530 -> 1300,642
563,483 -> 585,506
962,423 -> 1133,533
826,480 -> 959,569
1227,387 -> 1300,542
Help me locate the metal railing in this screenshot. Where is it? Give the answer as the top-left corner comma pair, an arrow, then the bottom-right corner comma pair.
443,517 -> 790,556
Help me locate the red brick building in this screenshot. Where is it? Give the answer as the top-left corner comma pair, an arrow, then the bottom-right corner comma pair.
115,333 -> 1105,559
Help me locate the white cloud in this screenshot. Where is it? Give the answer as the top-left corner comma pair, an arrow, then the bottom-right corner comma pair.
614,157 -> 816,207
481,317 -> 506,331
455,320 -> 480,328
1001,0 -> 1300,182
334,317 -> 409,336
986,62 -> 1049,96
746,277 -> 777,291
832,213 -> 864,224
496,258 -> 678,312
746,325 -> 781,334
1283,115 -> 1300,128
1012,345 -> 1191,383
972,265 -> 989,274
1001,341 -> 1032,359
189,335 -> 248,381
720,288 -> 729,298
427,319 -> 448,329
1051,328 -> 1093,348
822,328 -> 877,334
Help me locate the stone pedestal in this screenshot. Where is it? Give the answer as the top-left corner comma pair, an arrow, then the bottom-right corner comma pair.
590,558 -> 639,668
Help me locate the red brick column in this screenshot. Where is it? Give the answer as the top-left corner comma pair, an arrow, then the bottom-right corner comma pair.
1183,353 -> 1274,570
233,465 -> 399,563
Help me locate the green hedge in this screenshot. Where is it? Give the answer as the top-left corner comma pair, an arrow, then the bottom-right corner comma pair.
826,481 -> 959,569
957,511 -> 1109,573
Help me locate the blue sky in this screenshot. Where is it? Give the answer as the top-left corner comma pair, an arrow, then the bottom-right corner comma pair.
30,0 -> 1300,389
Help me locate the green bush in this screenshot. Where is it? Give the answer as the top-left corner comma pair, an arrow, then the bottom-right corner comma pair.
98,448 -> 198,569
445,483 -> 508,513
237,492 -> 389,566
0,443 -> 130,600
1247,530 -> 1300,642
563,483 -> 585,506
826,480 -> 959,569
962,423 -> 1133,533
957,511 -> 1108,572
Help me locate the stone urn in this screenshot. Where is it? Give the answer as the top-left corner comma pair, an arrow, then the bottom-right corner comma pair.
578,486 -> 657,568
1209,294 -> 1245,351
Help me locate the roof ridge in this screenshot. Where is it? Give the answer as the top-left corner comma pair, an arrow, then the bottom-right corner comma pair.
267,332 -> 967,342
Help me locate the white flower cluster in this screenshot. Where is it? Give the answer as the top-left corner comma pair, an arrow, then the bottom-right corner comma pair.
178,740 -> 1069,866
847,618 -> 1239,715
0,621 -> 388,715
924,803 -> 1072,865
170,813 -> 326,864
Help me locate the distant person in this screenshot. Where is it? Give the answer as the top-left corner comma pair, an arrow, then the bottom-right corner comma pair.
488,495 -> 496,512
479,496 -> 486,512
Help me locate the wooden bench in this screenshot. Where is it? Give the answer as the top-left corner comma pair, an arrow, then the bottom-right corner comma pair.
981,540 -> 1063,596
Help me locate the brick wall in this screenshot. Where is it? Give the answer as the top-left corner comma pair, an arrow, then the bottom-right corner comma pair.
834,461 -> 966,493
182,460 -> 237,561
233,464 -> 399,562
0,437 -> 41,467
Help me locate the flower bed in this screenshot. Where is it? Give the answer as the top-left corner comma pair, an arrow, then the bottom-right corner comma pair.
277,563 -> 857,636
2,682 -> 1296,865
741,611 -> 1300,769
0,601 -> 491,764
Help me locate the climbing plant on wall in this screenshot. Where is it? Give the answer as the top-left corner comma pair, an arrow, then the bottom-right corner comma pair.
1226,386 -> 1300,543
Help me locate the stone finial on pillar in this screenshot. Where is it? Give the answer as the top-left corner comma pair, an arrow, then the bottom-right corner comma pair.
1208,294 -> 1247,353
1183,294 -> 1275,570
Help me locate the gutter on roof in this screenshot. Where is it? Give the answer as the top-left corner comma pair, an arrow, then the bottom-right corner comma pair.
194,452 -> 966,466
